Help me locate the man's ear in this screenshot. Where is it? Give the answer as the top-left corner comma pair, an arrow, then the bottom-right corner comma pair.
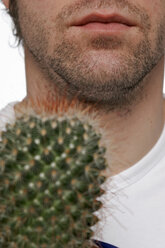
2,0 -> 9,9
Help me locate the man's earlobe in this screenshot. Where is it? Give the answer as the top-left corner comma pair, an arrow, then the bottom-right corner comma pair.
2,0 -> 10,9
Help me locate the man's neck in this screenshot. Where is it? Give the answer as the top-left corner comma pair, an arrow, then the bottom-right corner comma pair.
14,50 -> 165,177
98,93 -> 165,176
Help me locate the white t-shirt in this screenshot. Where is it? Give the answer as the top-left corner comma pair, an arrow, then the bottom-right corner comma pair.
0,101 -> 19,135
1,101 -> 165,248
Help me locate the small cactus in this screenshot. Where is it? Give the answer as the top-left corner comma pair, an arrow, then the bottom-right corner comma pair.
0,91 -> 109,248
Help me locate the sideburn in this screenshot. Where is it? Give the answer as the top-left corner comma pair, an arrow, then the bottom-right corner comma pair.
8,0 -> 23,47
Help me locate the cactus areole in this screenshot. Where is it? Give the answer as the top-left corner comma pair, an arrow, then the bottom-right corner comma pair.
0,103 -> 108,248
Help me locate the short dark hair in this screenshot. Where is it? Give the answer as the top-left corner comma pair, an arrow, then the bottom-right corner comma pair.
2,0 -> 23,47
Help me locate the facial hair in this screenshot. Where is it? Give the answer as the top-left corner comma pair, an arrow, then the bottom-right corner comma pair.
15,0 -> 165,114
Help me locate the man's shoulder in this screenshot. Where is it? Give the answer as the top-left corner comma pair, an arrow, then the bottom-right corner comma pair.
0,101 -> 19,132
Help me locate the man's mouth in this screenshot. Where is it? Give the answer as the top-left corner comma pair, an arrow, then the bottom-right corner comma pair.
70,12 -> 137,33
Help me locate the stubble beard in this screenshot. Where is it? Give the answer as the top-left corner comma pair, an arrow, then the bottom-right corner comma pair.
26,29 -> 164,114
15,2 -> 165,114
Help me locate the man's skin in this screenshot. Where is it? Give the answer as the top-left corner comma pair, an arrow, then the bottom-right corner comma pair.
2,0 -> 165,176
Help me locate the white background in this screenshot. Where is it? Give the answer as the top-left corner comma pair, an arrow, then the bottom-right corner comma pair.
0,2 -> 26,110
0,2 -> 165,111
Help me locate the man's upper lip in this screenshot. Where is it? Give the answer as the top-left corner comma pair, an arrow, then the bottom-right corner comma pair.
71,12 -> 137,27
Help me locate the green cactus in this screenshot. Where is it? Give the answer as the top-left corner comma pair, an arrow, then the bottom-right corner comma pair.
0,102 -> 108,248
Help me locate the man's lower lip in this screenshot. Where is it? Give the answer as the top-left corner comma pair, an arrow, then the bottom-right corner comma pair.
76,22 -> 133,32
